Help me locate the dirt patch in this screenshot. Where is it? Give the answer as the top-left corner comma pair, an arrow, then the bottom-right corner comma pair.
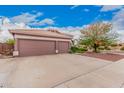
0,54 -> 13,59
82,52 -> 124,62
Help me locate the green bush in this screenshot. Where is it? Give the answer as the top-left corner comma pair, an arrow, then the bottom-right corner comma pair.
70,46 -> 78,53
6,39 -> 15,45
70,46 -> 87,53
120,46 -> 124,51
80,47 -> 87,51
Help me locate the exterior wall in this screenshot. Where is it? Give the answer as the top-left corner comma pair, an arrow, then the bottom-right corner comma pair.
13,34 -> 71,57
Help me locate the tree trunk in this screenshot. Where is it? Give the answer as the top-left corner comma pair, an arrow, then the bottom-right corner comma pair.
93,43 -> 98,53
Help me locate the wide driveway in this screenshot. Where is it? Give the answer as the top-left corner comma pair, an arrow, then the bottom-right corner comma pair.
0,54 -> 123,88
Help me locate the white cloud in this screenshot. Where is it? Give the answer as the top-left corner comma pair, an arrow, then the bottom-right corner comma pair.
112,9 -> 124,30
1,17 -> 30,29
30,18 -> 54,26
43,26 -> 86,39
111,8 -> 124,43
10,12 -> 55,26
84,8 -> 90,12
40,18 -> 54,25
10,12 -> 43,25
100,5 -> 123,12
116,30 -> 124,43
70,5 -> 79,10
0,17 -> 30,43
0,27 -> 13,43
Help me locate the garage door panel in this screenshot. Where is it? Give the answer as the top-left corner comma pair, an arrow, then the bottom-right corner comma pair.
19,39 -> 56,56
58,41 -> 69,53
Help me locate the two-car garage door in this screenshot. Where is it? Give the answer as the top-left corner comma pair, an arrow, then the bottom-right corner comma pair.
18,39 -> 70,56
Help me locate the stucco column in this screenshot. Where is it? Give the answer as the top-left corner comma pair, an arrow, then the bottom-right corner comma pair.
55,41 -> 59,53
13,37 -> 19,56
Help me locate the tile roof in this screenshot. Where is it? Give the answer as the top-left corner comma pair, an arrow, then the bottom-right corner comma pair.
9,29 -> 73,39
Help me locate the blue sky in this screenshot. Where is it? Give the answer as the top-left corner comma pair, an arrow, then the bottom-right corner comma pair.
0,5 -> 121,27
0,5 -> 124,41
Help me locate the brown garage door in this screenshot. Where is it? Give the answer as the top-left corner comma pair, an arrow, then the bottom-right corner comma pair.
58,41 -> 70,53
18,39 -> 56,56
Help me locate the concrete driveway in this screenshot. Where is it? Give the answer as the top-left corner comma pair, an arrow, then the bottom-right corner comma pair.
0,54 -> 124,88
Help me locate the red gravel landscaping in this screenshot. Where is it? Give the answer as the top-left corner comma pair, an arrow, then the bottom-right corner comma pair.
82,52 -> 124,62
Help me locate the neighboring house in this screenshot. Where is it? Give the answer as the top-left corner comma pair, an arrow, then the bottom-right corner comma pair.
10,29 -> 73,57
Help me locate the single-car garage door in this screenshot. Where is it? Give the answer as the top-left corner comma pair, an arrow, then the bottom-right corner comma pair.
58,41 -> 70,53
18,39 -> 56,56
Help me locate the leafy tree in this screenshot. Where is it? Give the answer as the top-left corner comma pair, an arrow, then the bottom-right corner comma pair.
80,22 -> 117,53
6,39 -> 15,45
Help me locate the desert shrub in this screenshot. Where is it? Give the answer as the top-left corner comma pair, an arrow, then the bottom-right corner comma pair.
6,39 -> 15,45
98,46 -> 105,50
70,46 -> 87,53
119,44 -> 122,46
120,46 -> 124,51
105,46 -> 111,50
82,46 -> 87,49
111,43 -> 118,47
